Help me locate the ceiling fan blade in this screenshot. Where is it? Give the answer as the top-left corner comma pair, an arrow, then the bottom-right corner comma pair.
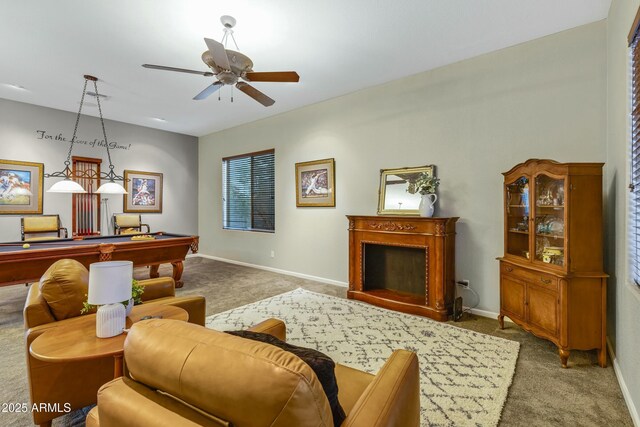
193,82 -> 224,100
244,71 -> 300,83
204,38 -> 230,71
236,82 -> 275,107
142,64 -> 214,77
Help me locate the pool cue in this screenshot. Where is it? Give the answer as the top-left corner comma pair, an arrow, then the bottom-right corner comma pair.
83,162 -> 87,235
84,162 -> 88,234
84,162 -> 88,235
0,241 -> 94,247
80,162 -> 84,235
90,163 -> 95,234
89,165 -> 93,234
77,161 -> 82,235
77,162 -> 82,235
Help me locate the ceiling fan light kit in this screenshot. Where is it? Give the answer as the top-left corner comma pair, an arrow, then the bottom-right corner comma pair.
44,75 -> 128,194
142,16 -> 299,107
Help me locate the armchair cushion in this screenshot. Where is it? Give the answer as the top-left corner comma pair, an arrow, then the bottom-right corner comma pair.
124,320 -> 334,427
114,214 -> 141,228
227,330 -> 346,427
23,215 -> 60,232
120,228 -> 142,235
38,259 -> 88,320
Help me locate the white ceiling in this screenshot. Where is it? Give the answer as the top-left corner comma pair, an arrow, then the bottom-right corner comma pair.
0,0 -> 611,137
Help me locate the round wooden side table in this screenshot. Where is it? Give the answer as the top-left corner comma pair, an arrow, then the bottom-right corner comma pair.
30,304 -> 188,378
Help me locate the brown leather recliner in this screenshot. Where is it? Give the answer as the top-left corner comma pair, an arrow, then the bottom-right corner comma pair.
86,318 -> 420,427
23,259 -> 206,427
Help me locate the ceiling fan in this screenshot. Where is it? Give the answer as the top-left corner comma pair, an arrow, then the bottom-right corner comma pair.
142,15 -> 299,107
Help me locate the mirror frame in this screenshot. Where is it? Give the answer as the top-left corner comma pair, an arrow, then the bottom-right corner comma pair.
377,165 -> 436,215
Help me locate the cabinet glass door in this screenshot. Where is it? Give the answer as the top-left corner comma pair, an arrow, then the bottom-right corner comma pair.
533,174 -> 566,267
505,176 -> 530,259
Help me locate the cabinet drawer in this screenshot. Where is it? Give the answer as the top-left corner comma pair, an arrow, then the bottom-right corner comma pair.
500,262 -> 558,291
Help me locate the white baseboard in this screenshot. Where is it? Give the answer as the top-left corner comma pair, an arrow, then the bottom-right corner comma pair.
194,253 -> 349,288
607,339 -> 640,426
461,306 -> 514,322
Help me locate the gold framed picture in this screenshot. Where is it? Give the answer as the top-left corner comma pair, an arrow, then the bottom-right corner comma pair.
295,158 -> 335,207
0,159 -> 44,215
123,170 -> 163,213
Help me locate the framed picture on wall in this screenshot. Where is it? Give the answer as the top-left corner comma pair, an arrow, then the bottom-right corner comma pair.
123,170 -> 163,213
0,159 -> 44,215
295,158 -> 335,207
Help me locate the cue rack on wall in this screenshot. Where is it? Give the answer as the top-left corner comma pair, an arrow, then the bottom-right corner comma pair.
72,156 -> 101,236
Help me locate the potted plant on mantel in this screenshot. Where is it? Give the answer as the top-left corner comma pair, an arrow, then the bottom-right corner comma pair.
408,173 -> 440,217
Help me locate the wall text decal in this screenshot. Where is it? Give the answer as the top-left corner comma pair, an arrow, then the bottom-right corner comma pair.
35,130 -> 132,151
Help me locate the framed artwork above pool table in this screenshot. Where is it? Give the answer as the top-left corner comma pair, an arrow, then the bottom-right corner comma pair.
123,170 -> 163,213
0,159 -> 43,215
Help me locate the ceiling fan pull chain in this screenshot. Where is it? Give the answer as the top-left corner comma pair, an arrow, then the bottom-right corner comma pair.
231,85 -> 234,103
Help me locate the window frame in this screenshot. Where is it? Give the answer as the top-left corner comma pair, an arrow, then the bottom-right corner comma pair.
629,8 -> 640,286
222,149 -> 275,233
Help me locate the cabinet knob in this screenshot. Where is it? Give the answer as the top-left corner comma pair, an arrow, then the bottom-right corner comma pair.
540,278 -> 552,284
506,266 -> 513,272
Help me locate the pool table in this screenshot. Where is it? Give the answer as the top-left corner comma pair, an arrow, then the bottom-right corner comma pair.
0,232 -> 198,288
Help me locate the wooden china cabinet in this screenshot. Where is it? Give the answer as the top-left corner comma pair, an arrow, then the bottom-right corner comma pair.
498,159 -> 607,368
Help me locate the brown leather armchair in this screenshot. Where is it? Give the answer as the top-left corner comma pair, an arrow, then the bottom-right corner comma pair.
86,319 -> 420,427
23,259 -> 206,427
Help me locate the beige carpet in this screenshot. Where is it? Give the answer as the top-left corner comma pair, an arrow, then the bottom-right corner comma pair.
0,257 -> 633,426
207,288 -> 519,427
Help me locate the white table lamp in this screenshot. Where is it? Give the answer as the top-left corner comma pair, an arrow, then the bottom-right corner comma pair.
88,261 -> 133,338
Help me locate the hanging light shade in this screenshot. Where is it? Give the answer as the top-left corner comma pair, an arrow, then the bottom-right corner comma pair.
45,75 -> 128,193
48,179 -> 87,194
96,180 -> 127,194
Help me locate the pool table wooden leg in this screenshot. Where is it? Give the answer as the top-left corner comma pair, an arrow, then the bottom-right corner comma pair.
172,261 -> 184,288
149,264 -> 160,279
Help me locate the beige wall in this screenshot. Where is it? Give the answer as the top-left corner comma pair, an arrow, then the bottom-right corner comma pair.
0,99 -> 198,240
199,21 -> 607,313
606,0 -> 640,422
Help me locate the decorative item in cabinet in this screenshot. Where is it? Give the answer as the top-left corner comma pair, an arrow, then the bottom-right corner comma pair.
505,176 -> 530,259
498,159 -> 607,368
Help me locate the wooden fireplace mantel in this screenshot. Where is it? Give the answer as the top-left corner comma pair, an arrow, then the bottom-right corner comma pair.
347,215 -> 458,321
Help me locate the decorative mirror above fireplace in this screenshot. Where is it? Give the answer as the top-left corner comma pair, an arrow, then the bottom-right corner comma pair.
377,165 -> 435,215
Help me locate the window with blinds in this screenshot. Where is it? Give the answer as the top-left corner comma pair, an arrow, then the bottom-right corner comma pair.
222,149 -> 275,232
630,11 -> 640,286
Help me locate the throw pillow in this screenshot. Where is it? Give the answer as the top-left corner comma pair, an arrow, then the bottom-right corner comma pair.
226,330 -> 346,427
39,259 -> 89,320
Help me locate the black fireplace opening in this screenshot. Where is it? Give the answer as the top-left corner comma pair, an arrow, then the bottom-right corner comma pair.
363,243 -> 426,297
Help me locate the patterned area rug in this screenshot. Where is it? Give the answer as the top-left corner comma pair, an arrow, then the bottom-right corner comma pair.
206,289 -> 519,427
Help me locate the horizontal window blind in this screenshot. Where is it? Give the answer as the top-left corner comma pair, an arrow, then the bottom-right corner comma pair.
222,150 -> 275,232
630,16 -> 640,286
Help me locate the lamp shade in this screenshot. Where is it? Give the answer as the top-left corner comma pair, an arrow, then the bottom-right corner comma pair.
47,179 -> 87,193
88,261 -> 133,305
96,181 -> 128,194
